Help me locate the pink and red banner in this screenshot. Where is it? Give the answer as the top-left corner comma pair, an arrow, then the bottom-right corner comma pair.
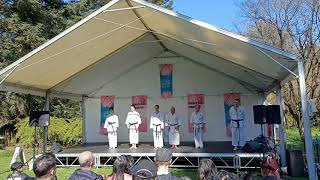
100,96 -> 115,135
132,95 -> 148,132
159,64 -> 173,99
223,93 -> 240,137
187,94 -> 205,133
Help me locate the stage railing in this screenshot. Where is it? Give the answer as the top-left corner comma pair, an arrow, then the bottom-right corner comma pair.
55,152 -> 263,171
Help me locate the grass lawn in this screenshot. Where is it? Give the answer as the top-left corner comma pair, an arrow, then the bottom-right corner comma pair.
286,127 -> 320,148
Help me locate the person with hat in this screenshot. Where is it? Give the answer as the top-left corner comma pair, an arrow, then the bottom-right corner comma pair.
129,159 -> 157,180
155,148 -> 181,180
7,162 -> 30,180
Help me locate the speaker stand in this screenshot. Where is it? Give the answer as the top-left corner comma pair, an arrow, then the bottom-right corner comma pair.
260,124 -> 265,137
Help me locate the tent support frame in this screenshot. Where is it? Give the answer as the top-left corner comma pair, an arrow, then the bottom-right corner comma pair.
254,46 -> 298,78
125,0 -> 168,51
93,16 -> 278,84
81,96 -> 87,144
42,92 -> 50,153
276,85 -> 287,167
48,33 -> 148,92
298,60 -> 317,180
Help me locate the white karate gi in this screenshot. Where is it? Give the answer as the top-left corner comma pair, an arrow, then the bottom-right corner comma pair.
229,106 -> 245,147
104,114 -> 119,148
125,111 -> 141,144
150,112 -> 165,148
191,111 -> 206,148
166,112 -> 182,146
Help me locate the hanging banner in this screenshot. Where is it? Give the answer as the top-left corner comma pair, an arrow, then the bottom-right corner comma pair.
159,64 -> 173,99
188,94 -> 205,133
132,95 -> 148,132
223,93 -> 240,137
100,96 -> 115,135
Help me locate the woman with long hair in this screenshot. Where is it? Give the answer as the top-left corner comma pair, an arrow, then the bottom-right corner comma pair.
107,155 -> 133,180
198,159 -> 218,180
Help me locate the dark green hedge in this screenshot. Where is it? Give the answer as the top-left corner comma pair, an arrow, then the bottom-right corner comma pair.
15,117 -> 82,148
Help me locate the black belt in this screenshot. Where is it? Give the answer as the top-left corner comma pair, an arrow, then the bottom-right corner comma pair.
153,124 -> 162,138
168,124 -> 178,131
193,123 -> 203,135
232,119 -> 243,128
129,122 -> 138,132
232,119 -> 243,121
108,122 -> 116,132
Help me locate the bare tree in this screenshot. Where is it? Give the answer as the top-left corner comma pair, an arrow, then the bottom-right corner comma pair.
238,0 -> 320,142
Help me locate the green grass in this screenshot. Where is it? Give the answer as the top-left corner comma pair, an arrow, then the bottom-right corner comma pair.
286,127 -> 320,148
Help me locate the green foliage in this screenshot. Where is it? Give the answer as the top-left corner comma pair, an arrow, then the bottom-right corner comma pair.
0,0 -> 173,139
286,127 -> 320,148
146,0 -> 173,9
17,0 -> 43,23
15,117 -> 82,147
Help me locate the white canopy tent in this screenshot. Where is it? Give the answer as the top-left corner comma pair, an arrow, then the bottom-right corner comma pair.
0,0 -> 315,178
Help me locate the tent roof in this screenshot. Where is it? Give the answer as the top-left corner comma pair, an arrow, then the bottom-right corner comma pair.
0,0 -> 299,100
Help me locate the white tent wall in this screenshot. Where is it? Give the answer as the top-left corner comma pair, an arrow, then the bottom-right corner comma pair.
83,51 -> 263,143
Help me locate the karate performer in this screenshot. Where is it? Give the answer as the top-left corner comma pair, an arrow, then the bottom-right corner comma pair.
229,99 -> 245,150
150,105 -> 165,148
191,104 -> 206,148
165,106 -> 182,149
125,105 -> 142,149
104,107 -> 119,149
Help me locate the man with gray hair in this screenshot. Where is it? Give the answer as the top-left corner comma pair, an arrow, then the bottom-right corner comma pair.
69,151 -> 103,180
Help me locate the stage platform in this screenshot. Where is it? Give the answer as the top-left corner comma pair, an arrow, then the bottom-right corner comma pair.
55,142 -> 263,170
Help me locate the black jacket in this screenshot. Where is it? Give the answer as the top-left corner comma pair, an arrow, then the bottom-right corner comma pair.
6,171 -> 31,180
68,169 -> 103,180
156,173 -> 181,180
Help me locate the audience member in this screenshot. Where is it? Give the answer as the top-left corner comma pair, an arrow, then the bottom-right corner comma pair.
261,154 -> 280,180
69,151 -> 103,180
213,170 -> 239,180
33,153 -> 57,180
242,171 -> 253,180
6,162 -> 30,180
125,155 -> 134,174
130,159 -> 157,180
107,155 -> 132,180
155,148 -> 181,180
198,159 -> 218,180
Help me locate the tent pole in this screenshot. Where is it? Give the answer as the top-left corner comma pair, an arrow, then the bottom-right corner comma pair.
81,96 -> 87,144
0,64 -> 19,85
276,85 -> 287,167
298,60 -> 317,180
42,92 -> 50,153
